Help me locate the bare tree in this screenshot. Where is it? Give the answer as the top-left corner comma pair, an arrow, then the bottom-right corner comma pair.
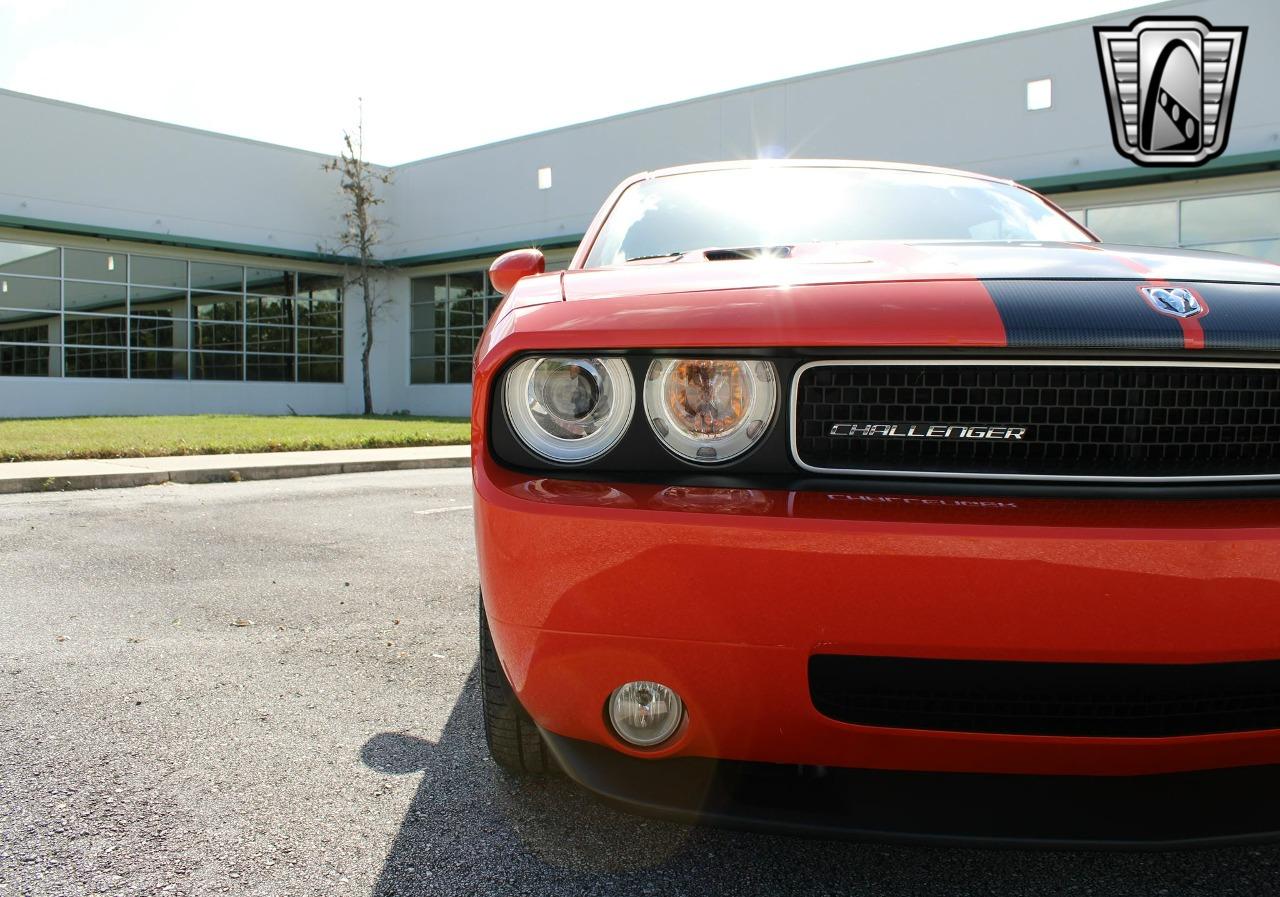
323,106 -> 392,415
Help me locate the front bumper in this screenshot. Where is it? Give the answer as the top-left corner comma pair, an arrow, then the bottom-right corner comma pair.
543,732 -> 1280,849
475,454 -> 1280,778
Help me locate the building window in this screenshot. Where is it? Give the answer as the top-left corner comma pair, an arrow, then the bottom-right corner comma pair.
538,167 -> 553,190
1026,78 -> 1052,111
0,324 -> 50,376
409,269 -> 502,384
1179,192 -> 1280,261
0,238 -> 344,382
1085,202 -> 1179,247
1071,189 -> 1280,263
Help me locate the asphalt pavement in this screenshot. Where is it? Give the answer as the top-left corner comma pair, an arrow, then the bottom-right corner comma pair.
2,469 -> 1279,896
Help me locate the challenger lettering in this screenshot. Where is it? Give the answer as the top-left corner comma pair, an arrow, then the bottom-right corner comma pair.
828,423 -> 1028,440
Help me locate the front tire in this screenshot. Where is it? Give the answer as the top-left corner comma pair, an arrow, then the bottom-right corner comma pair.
479,597 -> 554,775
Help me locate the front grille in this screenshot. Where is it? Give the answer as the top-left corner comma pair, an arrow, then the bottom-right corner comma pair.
792,362 -> 1280,481
809,655 -> 1280,737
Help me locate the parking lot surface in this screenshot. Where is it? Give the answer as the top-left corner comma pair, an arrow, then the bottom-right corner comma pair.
3,469 -> 1279,896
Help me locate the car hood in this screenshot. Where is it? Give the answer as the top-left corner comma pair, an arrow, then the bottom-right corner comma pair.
484,240 -> 1280,360
560,241 -> 1280,301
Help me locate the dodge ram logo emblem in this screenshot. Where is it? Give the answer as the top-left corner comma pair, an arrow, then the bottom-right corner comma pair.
1140,286 -> 1204,318
1094,16 -> 1247,167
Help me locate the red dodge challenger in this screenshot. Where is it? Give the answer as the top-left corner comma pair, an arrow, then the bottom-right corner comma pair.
472,159 -> 1280,848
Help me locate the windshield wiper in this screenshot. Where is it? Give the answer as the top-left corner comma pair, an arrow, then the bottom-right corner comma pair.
624,252 -> 684,263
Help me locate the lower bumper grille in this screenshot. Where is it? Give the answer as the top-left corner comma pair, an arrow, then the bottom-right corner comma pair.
808,655 -> 1280,737
792,361 -> 1280,481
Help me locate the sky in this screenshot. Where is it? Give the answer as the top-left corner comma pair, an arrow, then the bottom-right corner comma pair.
0,0 -> 1147,166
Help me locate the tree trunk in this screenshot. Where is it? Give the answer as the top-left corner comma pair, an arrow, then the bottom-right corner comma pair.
361,270 -> 374,415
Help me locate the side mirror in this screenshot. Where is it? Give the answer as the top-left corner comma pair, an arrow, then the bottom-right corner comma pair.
489,248 -> 545,296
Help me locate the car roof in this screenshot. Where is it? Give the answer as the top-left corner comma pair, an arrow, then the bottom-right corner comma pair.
632,158 -> 1015,187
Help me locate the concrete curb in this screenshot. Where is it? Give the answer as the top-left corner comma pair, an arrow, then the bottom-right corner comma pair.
0,448 -> 470,495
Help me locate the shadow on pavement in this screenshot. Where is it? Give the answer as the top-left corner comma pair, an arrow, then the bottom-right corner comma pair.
361,664 -> 1279,897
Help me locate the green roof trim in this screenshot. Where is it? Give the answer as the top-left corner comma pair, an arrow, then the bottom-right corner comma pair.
1023,149 -> 1280,194
0,210 -> 582,269
386,235 -> 584,268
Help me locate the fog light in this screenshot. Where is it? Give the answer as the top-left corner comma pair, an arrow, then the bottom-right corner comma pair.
608,681 -> 683,747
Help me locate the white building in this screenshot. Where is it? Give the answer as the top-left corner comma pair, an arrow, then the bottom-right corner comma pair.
2,0 -> 1278,418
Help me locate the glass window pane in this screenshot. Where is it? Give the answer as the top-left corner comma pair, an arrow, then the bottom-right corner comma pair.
131,349 -> 188,380
65,281 -> 127,314
245,267 -> 295,296
190,262 -> 243,292
65,314 -> 127,346
192,292 -> 243,321
247,295 -> 294,324
247,353 -> 294,381
1187,239 -> 1280,264
298,358 -> 341,383
0,312 -> 58,347
192,320 -> 242,351
410,330 -> 446,356
0,242 -> 59,277
247,325 -> 294,353
131,315 -> 182,350
131,286 -> 187,319
0,275 -> 60,312
447,328 -> 481,357
410,357 -> 445,384
448,358 -> 472,384
191,352 -> 242,380
297,299 -> 340,328
130,255 -> 187,289
485,297 -> 504,321
65,248 -> 126,282
0,343 -> 51,376
296,274 -> 341,301
0,320 -> 52,343
1085,202 -> 1178,246
447,271 -> 484,299
447,297 -> 482,329
410,275 -> 446,304
65,347 -> 126,378
1181,192 -> 1280,245
409,301 -> 437,331
299,328 -> 340,356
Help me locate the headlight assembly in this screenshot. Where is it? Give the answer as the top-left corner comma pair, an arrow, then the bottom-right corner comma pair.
503,356 -> 634,463
644,358 -> 777,463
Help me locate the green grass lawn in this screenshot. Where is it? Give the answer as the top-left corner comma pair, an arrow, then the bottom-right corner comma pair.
0,414 -> 471,462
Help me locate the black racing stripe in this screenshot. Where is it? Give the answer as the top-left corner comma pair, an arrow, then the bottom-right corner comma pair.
983,279 -> 1183,349
1194,283 -> 1280,350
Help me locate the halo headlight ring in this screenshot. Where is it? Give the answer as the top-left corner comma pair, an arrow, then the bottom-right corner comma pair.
643,358 -> 778,464
502,356 -> 634,464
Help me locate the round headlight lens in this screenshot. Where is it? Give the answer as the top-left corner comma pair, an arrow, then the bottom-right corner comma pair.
503,356 -> 634,463
644,359 -> 777,463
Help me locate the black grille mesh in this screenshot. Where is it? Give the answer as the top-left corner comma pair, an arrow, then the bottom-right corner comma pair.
809,655 -> 1280,738
794,363 -> 1280,479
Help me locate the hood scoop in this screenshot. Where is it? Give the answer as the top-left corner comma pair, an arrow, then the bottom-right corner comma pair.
702,245 -> 793,261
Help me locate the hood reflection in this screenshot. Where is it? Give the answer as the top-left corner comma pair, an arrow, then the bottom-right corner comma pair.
650,486 -> 773,514
520,478 -> 635,507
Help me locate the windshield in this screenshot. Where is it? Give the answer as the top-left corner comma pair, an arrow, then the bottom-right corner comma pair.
583,166 -> 1093,267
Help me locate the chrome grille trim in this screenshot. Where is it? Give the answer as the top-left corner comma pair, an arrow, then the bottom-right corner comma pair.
789,358 -> 1280,483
